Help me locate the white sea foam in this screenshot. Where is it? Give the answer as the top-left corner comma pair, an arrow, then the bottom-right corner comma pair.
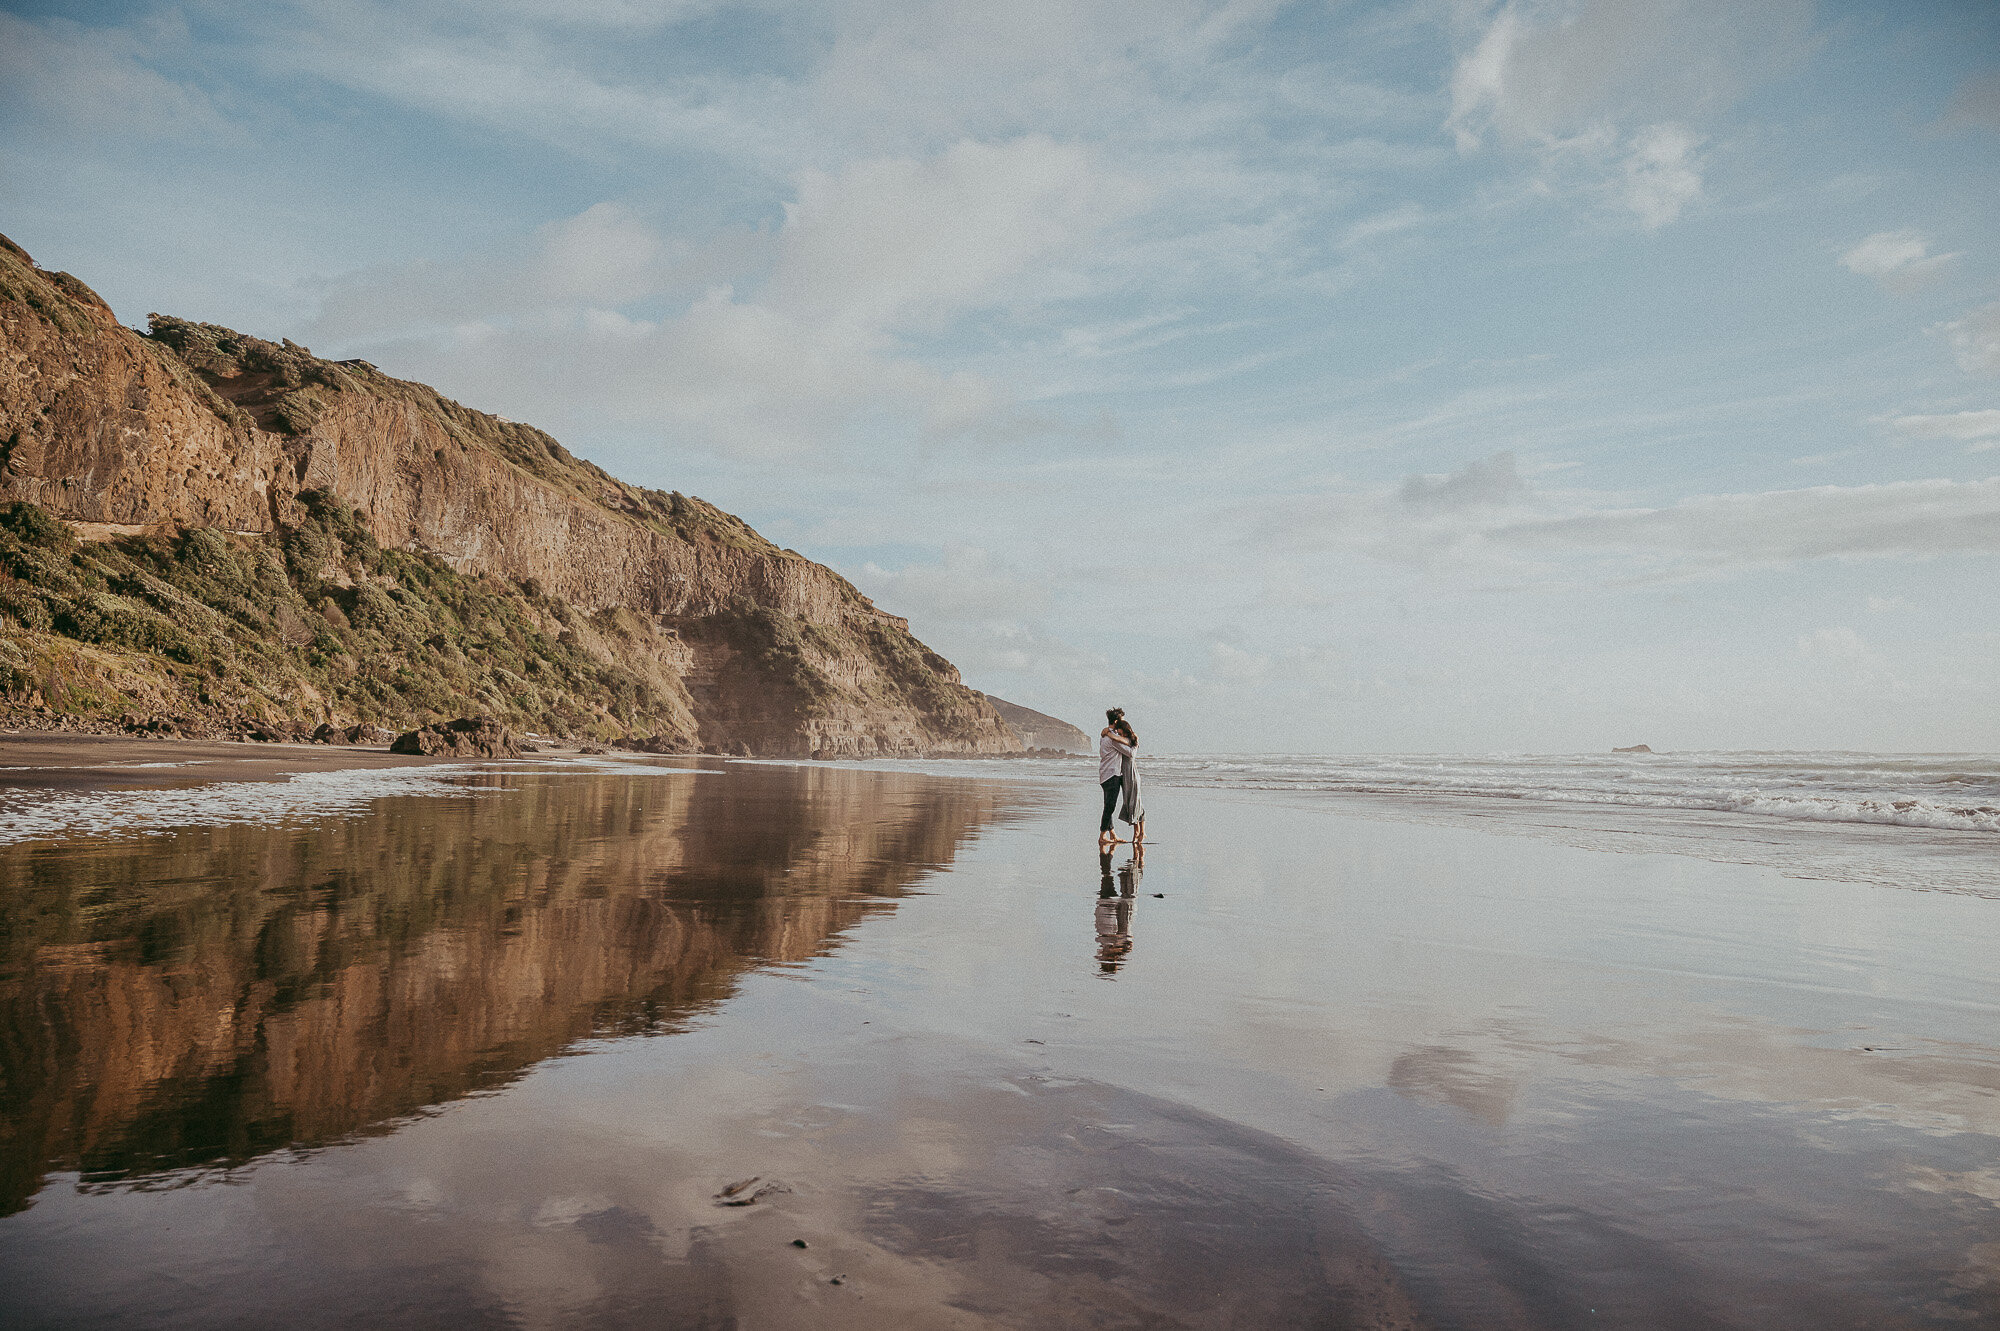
801,749 -> 2000,834
1144,751 -> 2000,835
0,766 -> 488,846
0,753 -> 712,846
791,749 -> 2000,893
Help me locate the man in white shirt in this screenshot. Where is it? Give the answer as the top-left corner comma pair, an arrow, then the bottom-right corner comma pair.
1098,708 -> 1136,849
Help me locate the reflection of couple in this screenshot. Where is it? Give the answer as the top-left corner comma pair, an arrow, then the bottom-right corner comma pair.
1096,707 -> 1145,850
1095,844 -> 1143,972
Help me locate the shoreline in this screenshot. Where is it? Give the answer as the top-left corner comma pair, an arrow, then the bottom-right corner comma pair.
0,731 -> 705,847
6,733 -> 1996,898
0,730 -> 601,796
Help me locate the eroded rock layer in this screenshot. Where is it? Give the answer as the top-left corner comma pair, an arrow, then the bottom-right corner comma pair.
0,235 -> 1019,755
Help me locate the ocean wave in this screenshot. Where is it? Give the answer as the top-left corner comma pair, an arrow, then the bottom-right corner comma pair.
1714,792 -> 2000,833
860,750 -> 2000,837
1213,780 -> 1999,833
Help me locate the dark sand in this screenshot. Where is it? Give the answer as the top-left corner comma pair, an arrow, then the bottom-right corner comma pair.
0,758 -> 1993,1328
0,731 -> 455,793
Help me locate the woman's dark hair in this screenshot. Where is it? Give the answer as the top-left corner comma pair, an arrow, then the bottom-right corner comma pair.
1107,707 -> 1136,745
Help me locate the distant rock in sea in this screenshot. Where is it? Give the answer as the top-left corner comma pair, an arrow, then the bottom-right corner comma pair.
1612,744 -> 1653,754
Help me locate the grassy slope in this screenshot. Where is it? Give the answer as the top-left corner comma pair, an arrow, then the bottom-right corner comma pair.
0,495 -> 700,742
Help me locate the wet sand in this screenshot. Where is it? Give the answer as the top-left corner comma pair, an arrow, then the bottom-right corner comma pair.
0,762 -> 1993,1327
0,731 -> 455,793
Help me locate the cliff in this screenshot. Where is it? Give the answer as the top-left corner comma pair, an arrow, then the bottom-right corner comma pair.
0,234 -> 1019,755
976,692 -> 1092,753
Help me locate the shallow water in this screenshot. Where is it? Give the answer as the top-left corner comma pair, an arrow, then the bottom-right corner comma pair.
800,751 -> 2000,897
0,761 -> 1994,1327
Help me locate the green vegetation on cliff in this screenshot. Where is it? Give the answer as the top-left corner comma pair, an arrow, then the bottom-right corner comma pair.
0,233 -> 1019,756
145,313 -> 778,553
0,495 -> 698,742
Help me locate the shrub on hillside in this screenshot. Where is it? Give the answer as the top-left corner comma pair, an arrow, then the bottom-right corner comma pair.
175,528 -> 241,582
0,579 -> 52,631
281,524 -> 334,585
0,540 -> 81,597
0,502 -> 73,551
55,592 -> 202,663
0,637 -> 33,694
343,583 -> 406,636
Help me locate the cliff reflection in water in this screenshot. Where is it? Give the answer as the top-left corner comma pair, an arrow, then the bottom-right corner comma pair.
0,761 -> 1029,1215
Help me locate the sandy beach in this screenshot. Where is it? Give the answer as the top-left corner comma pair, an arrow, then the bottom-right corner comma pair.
0,732 -> 457,793
0,753 -> 1993,1328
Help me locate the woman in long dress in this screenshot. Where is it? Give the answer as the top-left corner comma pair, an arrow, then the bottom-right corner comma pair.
1097,707 -> 1145,848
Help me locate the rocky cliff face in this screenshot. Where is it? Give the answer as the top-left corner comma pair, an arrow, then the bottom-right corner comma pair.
0,235 -> 1018,755
976,692 -> 1092,753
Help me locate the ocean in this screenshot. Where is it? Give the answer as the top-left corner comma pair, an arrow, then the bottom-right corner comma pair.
785,749 -> 2000,897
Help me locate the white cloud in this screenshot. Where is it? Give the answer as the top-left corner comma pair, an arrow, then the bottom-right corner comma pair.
800,0 -> 1295,158
1267,457 -> 1522,568
0,12 -> 230,143
1620,123 -> 1702,229
1398,451 -> 1525,508
1445,0 -> 1811,149
1207,641 -> 1270,681
1272,459 -> 2000,573
1839,230 -> 1959,293
1866,596 -> 1906,614
258,5 -> 802,169
1439,0 -> 1804,229
1500,478 -> 2000,564
918,618 -> 1120,702
1058,308 -> 1199,358
766,137 -> 1141,329
1446,6 -> 1521,154
260,0 -> 1330,198
1887,410 -> 2000,452
339,280 -> 999,457
310,137 -> 1141,455
537,204 -> 673,305
853,547 -> 1049,624
306,203 -> 747,342
1937,302 -> 2000,377
451,0 -> 734,29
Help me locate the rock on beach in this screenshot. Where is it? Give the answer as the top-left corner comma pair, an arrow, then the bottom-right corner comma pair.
389,715 -> 521,758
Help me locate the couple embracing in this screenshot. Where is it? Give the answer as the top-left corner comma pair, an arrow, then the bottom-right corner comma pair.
1097,707 -> 1145,849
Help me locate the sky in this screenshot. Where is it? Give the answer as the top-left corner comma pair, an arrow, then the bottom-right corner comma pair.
2,0 -> 1997,753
